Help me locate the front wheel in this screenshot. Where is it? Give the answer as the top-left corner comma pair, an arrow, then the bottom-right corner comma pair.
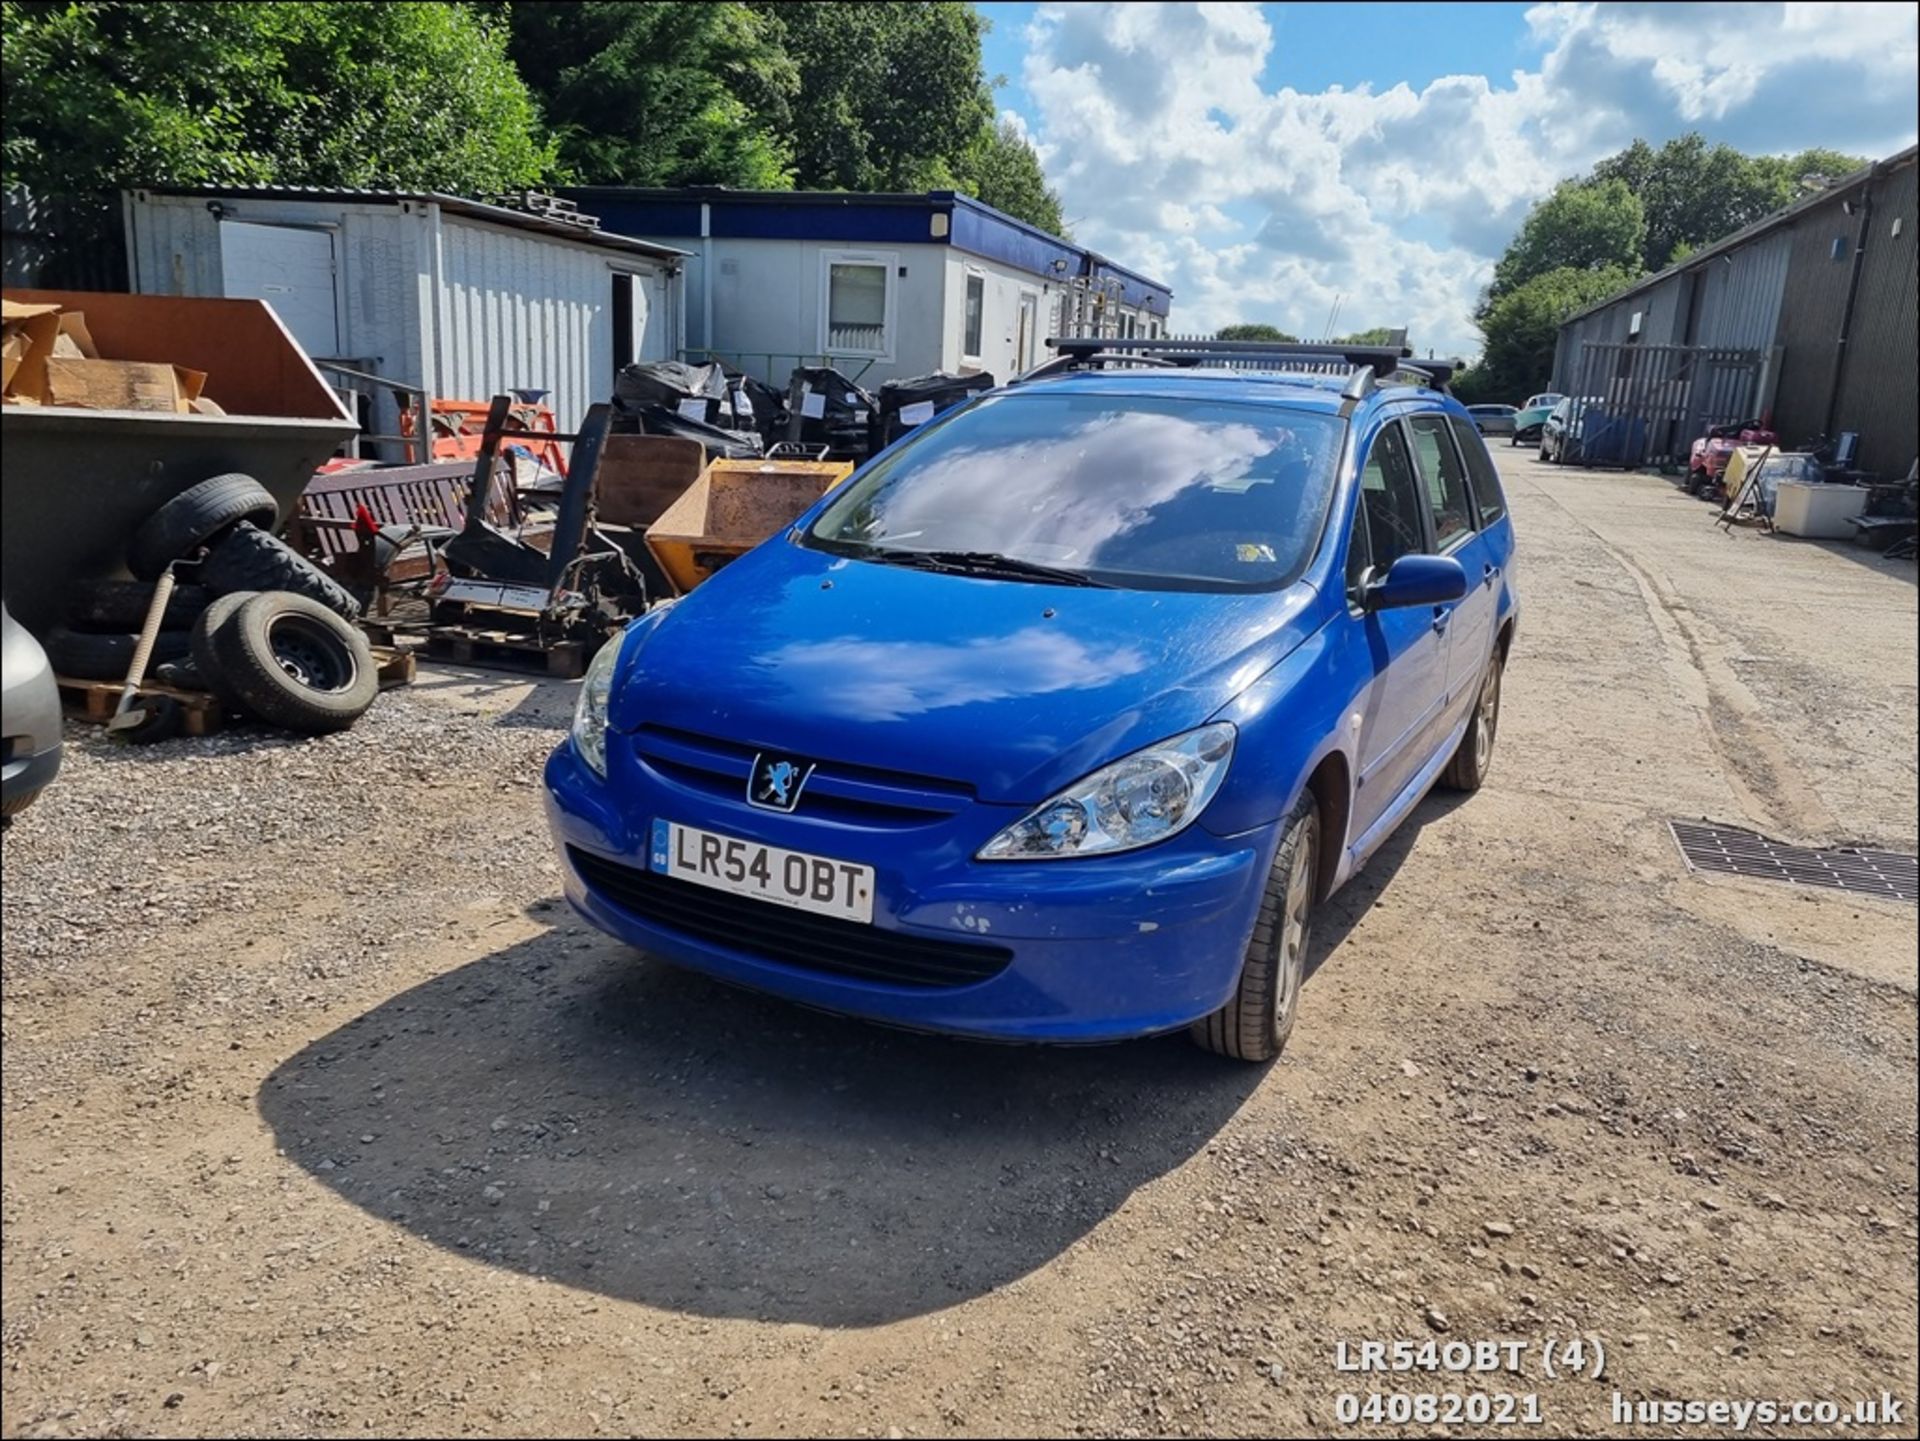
1441,648 -> 1504,791
1192,793 -> 1318,1062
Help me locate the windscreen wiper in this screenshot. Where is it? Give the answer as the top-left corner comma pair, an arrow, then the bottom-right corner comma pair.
873,548 -> 1114,588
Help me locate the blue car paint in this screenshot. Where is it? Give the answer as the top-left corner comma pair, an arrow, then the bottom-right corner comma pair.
545,371 -> 1518,1043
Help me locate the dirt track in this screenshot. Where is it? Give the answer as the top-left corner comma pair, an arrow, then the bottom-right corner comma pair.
3,454 -> 1916,1438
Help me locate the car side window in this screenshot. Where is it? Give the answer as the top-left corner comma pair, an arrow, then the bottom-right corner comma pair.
1407,414 -> 1474,551
1449,415 -> 1507,525
1343,492 -> 1372,603
1355,420 -> 1427,575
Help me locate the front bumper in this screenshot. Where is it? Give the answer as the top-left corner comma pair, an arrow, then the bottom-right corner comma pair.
543,742 -> 1276,1042
1,739 -> 61,817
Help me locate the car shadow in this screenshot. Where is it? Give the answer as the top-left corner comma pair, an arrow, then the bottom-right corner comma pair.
258,925 -> 1265,1328
1305,787 -> 1471,982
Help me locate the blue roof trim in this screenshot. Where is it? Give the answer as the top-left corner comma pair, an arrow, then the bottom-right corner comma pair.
558,186 -> 1172,313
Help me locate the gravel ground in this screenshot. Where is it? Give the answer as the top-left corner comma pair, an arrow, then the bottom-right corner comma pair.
2,455 -> 1915,1438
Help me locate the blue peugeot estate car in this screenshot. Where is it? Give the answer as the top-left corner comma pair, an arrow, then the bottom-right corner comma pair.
546,340 -> 1517,1061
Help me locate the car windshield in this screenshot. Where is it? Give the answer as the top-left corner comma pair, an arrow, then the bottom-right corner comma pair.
804,391 -> 1346,592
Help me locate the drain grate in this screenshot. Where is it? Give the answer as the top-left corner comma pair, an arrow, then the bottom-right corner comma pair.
1669,821 -> 1918,904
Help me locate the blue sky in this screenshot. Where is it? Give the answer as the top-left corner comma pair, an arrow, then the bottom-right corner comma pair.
973,3 -> 1920,355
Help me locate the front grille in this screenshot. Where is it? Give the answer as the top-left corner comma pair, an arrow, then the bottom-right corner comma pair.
569,846 -> 1013,989
632,723 -> 972,825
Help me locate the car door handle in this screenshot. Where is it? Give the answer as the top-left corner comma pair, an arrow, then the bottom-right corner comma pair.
1483,562 -> 1499,588
1431,606 -> 1452,633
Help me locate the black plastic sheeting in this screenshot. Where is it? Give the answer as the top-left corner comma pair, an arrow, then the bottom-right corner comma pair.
631,405 -> 764,459
785,367 -> 876,460
612,359 -> 794,452
870,371 -> 996,452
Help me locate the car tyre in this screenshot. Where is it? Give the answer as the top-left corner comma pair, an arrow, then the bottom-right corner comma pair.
45,626 -> 191,681
199,521 -> 362,620
189,590 -> 261,716
1191,790 -> 1319,1063
66,579 -> 213,631
127,473 -> 278,580
206,591 -> 377,734
1441,647 -> 1504,792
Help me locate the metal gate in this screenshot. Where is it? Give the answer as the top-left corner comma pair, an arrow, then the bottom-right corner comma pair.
1568,342 -> 1779,468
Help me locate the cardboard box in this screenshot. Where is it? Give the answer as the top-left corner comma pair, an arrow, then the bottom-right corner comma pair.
2,298 -> 62,403
42,357 -> 208,413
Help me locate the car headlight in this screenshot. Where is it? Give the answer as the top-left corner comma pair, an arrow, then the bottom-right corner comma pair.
977,723 -> 1236,860
571,635 -> 623,776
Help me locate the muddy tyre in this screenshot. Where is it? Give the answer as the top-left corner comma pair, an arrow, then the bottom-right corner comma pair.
1191,790 -> 1319,1063
200,522 -> 361,620
206,592 -> 377,734
127,474 -> 278,580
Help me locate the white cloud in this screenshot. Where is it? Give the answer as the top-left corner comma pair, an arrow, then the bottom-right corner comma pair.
1018,1 -> 1919,357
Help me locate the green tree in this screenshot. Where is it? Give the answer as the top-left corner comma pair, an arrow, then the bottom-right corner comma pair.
1591,134 -> 1866,272
953,118 -> 1065,235
505,1 -> 794,187
2,1 -> 554,196
1216,323 -> 1300,342
753,2 -> 991,194
1331,327 -> 1401,346
1474,264 -> 1641,401
1486,179 -> 1646,306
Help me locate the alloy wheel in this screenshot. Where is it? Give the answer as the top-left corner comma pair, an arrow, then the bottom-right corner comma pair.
1275,828 -> 1315,1025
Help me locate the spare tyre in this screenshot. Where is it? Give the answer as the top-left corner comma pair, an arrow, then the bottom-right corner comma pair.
127,474 -> 278,580
189,590 -> 262,717
66,579 -> 213,631
46,626 -> 191,681
199,521 -> 361,620
206,592 -> 377,734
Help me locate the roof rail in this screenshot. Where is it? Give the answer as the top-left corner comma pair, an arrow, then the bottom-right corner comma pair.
1034,336 -> 1460,392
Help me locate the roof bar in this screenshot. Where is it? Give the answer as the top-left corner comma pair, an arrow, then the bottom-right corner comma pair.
1036,336 -> 1460,390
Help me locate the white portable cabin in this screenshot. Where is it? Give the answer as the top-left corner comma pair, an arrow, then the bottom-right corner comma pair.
563,187 -> 1172,390
123,186 -> 687,454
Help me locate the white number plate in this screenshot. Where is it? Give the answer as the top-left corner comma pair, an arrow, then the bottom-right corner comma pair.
650,820 -> 874,924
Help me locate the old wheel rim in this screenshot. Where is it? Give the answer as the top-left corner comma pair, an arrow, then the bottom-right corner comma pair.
268,615 -> 356,693
1475,661 -> 1501,776
1277,831 -> 1314,1021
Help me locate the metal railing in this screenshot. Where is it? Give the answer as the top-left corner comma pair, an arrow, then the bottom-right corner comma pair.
314,360 -> 434,464
678,348 -> 877,386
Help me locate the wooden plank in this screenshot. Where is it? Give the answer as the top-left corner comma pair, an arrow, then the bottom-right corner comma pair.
370,644 -> 416,691
419,626 -> 589,679
55,675 -> 225,736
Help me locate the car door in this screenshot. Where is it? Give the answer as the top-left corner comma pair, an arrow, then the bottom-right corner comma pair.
1406,412 -> 1493,724
1345,417 -> 1449,838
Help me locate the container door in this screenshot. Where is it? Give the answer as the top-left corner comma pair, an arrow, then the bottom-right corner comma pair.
1016,292 -> 1039,372
219,221 -> 340,360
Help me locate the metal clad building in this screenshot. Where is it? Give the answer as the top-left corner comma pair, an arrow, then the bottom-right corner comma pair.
123,186 -> 687,446
563,187 -> 1173,389
1555,145 -> 1917,478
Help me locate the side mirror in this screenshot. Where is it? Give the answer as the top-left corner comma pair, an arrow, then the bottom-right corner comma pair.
1364,554 -> 1469,611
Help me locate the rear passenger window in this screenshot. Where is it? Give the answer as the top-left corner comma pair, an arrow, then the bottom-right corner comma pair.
1407,414 -> 1474,550
1356,421 -> 1427,573
1449,416 -> 1507,525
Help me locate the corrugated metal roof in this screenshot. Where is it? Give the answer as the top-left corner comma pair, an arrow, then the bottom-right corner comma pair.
124,184 -> 690,261
1560,143 -> 1920,326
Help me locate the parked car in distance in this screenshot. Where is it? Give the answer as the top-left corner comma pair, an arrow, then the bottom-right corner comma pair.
2,602 -> 63,821
1540,396 -> 1606,464
547,350 -> 1519,1062
1511,392 -> 1565,445
1466,404 -> 1518,437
